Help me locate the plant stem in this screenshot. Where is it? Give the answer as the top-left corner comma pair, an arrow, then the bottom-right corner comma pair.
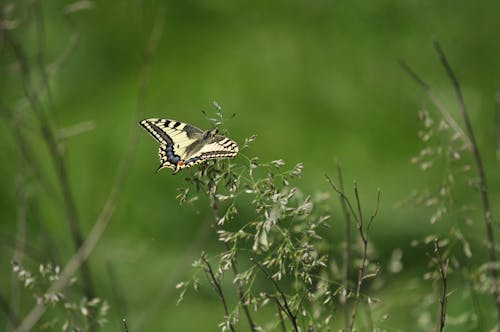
201,255 -> 236,332
209,193 -> 257,331
251,258 -> 299,332
433,239 -> 448,332
274,297 -> 287,332
5,16 -> 95,303
433,40 -> 500,323
336,161 -> 352,330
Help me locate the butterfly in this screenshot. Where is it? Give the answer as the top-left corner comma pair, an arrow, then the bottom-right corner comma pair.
140,118 -> 239,173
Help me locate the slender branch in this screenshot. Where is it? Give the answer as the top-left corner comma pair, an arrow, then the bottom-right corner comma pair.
8,130 -> 27,332
209,193 -> 257,331
106,261 -> 128,322
432,40 -> 500,323
201,255 -> 236,332
33,0 -> 53,105
324,175 -> 360,225
13,7 -> 153,329
5,18 -> 95,302
335,161 -> 352,330
433,239 -> 448,332
121,319 -> 129,332
274,297 -> 287,332
15,136 -> 132,332
399,60 -> 471,148
251,258 -> 299,332
326,176 -> 380,331
353,183 -> 364,240
294,290 -> 308,319
351,189 -> 379,332
367,190 -> 381,233
5,109 -> 58,199
349,185 -> 379,332
35,3 -> 100,329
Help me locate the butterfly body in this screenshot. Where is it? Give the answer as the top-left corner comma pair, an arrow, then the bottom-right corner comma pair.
140,118 -> 238,173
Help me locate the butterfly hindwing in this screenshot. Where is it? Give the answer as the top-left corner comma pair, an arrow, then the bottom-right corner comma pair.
140,118 -> 239,172
183,136 -> 239,168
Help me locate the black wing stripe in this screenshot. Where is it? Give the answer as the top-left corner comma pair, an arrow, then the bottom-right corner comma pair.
140,120 -> 174,146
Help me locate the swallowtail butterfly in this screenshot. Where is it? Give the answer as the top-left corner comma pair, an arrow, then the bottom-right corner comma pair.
140,118 -> 239,173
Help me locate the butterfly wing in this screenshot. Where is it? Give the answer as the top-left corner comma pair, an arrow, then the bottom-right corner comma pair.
140,118 -> 238,172
182,135 -> 239,169
140,118 -> 203,170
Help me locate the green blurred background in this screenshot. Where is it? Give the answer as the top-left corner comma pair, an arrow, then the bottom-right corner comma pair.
2,0 -> 500,330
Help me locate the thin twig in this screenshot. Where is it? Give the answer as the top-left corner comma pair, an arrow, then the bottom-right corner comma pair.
8,130 -> 27,332
13,0 -> 157,326
274,297 -> 287,332
106,261 -> 128,324
433,239 -> 448,332
294,290 -> 309,319
34,2 -> 99,329
5,20 -> 95,302
432,40 -> 500,323
251,258 -> 299,332
209,193 -> 257,331
325,176 -> 380,332
2,106 -> 58,200
201,255 -> 236,332
349,186 -> 380,332
324,175 -> 360,225
398,60 -> 471,148
336,161 -> 352,330
121,318 -> 129,332
15,135 -> 133,332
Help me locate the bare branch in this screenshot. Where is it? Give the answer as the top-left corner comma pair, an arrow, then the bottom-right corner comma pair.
251,258 -> 299,332
274,297 -> 287,332
201,255 -> 236,332
348,182 -> 372,332
433,239 -> 448,332
326,175 -> 379,331
4,16 -> 96,303
209,193 -> 257,331
324,174 -> 360,225
433,40 -> 500,323
121,318 -> 129,332
335,160 -> 352,330
8,135 -> 27,332
367,189 -> 381,233
399,60 -> 471,148
13,0 -> 159,327
106,261 -> 128,323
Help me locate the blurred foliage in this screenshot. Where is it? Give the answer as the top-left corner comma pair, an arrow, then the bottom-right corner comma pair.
2,0 -> 500,331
